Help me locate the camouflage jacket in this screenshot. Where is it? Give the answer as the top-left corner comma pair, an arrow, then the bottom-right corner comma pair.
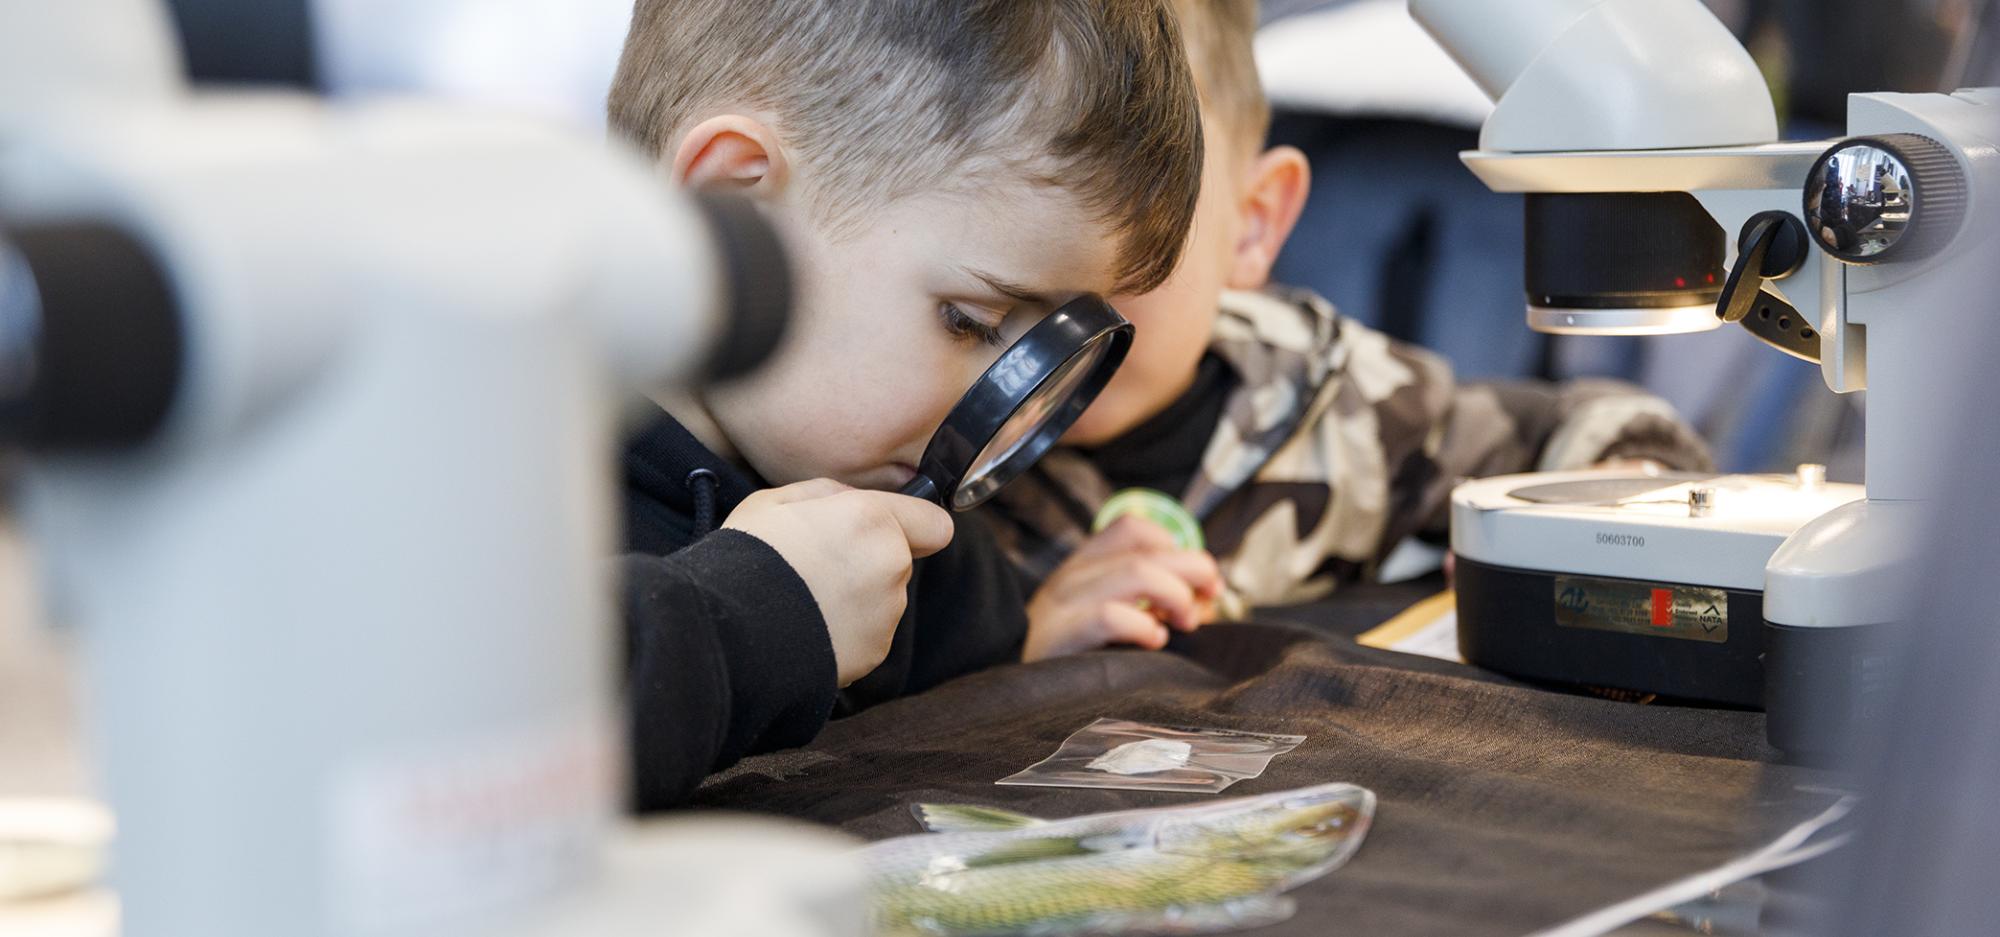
984,287 -> 1713,614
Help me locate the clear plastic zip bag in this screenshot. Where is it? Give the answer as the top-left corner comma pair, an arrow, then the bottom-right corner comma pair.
864,781 -> 1375,937
997,718 -> 1305,794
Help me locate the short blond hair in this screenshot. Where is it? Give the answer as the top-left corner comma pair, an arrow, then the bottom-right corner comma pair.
608,0 -> 1205,295
1175,0 -> 1270,151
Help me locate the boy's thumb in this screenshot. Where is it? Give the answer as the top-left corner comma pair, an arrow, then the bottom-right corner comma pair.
875,494 -> 956,558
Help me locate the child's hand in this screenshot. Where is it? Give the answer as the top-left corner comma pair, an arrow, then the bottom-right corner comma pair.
723,479 -> 954,686
1022,516 -> 1223,663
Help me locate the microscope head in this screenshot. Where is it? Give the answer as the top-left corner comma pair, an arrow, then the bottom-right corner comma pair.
1410,0 -> 1780,335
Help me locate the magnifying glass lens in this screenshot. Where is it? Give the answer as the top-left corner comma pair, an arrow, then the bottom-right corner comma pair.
962,341 -> 1104,486
901,294 -> 1133,510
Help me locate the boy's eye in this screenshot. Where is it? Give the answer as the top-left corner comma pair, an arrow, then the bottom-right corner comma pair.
938,302 -> 1006,348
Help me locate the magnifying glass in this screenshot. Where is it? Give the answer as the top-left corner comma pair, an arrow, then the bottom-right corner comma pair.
898,295 -> 1132,511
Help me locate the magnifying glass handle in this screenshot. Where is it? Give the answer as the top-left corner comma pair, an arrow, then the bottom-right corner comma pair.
899,474 -> 941,504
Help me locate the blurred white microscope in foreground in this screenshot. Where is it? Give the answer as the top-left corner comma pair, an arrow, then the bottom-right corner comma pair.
0,1 -> 862,936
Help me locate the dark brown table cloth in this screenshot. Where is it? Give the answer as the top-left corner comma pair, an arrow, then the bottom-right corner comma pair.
691,602 -> 1842,936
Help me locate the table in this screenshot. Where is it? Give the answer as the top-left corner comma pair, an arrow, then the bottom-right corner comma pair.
691,596 -> 1845,936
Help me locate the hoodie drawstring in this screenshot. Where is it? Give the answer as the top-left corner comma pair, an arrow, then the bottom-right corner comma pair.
686,468 -> 721,538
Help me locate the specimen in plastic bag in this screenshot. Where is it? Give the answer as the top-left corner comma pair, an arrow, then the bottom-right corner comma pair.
1087,739 -> 1195,775
998,719 -> 1306,794
864,782 -> 1375,936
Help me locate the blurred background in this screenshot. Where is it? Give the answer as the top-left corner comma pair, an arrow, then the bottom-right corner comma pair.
3,0 -> 1997,798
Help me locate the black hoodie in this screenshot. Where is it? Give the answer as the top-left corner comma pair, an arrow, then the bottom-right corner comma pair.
619,412 -> 1029,810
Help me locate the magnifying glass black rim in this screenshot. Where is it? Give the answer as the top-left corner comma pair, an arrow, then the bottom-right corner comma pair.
904,294 -> 1132,511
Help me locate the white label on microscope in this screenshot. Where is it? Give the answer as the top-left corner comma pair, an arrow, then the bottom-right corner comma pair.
329,714 -> 616,936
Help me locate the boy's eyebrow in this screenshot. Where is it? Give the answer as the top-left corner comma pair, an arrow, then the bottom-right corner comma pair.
963,268 -> 1052,306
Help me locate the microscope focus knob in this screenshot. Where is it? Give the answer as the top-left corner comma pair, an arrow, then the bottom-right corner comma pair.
1804,133 -> 1967,265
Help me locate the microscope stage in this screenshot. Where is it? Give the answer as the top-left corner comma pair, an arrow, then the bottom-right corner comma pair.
1448,469 -> 1863,706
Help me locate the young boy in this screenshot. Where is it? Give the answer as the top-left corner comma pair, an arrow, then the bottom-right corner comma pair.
606,0 -> 1208,808
992,0 -> 1713,657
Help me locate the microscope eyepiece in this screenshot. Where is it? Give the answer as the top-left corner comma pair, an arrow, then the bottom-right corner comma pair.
0,223 -> 183,450
688,194 -> 792,384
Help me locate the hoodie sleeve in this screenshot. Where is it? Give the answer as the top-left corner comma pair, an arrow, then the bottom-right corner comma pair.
1404,374 -> 1714,542
1160,302 -> 1716,607
1440,377 -> 1714,477
621,530 -> 838,812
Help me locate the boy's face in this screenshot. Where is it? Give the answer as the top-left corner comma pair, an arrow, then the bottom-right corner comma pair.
703,183 -> 1123,490
1063,117 -> 1246,447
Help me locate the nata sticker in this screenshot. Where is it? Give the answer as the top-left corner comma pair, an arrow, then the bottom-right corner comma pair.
1554,575 -> 1728,643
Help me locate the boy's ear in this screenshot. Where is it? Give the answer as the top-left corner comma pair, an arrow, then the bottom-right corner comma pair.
1225,145 -> 1311,291
671,115 -> 790,197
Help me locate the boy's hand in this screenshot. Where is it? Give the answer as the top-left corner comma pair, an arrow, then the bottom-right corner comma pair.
723,479 -> 954,687
1023,516 -> 1223,663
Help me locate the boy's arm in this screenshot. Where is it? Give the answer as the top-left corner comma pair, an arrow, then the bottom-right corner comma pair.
621,530 -> 838,812
1406,373 -> 1714,542
1441,376 -> 1713,475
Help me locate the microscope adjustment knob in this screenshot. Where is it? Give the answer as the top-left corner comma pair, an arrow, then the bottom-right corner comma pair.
1716,211 -> 1808,324
1804,134 -> 1967,265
